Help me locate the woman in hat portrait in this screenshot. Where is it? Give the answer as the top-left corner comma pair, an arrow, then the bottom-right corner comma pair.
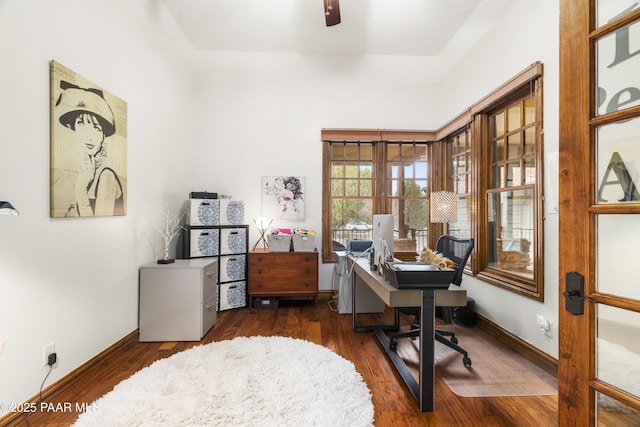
55,81 -> 124,217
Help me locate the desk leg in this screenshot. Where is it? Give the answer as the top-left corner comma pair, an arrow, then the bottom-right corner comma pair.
419,288 -> 436,411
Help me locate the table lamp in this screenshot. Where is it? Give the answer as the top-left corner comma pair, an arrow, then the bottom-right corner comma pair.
252,217 -> 272,250
430,191 -> 457,224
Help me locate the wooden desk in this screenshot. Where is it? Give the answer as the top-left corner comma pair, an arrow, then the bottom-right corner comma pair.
349,257 -> 465,412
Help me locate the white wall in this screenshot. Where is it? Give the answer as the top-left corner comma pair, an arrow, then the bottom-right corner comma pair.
0,0 -> 201,413
0,0 -> 561,414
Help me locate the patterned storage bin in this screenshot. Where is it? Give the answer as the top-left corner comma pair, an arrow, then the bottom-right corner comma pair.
267,234 -> 292,252
292,234 -> 316,252
219,281 -> 247,311
189,228 -> 219,257
187,199 -> 220,226
220,227 -> 247,255
219,200 -> 245,225
219,254 -> 246,282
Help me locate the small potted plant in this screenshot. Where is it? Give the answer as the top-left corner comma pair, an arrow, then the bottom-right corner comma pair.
158,208 -> 185,264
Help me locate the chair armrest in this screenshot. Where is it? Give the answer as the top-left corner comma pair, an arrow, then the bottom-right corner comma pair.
435,289 -> 467,307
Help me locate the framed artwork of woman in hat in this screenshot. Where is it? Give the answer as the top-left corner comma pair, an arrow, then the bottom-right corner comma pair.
50,61 -> 127,218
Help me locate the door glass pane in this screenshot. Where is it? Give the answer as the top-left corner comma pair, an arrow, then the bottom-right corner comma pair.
596,305 -> 640,400
596,215 -> 640,300
596,118 -> 640,204
596,1 -> 640,29
597,390 -> 640,426
595,19 -> 640,116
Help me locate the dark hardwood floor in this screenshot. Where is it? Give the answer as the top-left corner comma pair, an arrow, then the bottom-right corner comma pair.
8,300 -> 558,427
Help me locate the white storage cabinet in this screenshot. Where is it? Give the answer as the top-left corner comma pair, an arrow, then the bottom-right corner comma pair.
139,259 -> 218,342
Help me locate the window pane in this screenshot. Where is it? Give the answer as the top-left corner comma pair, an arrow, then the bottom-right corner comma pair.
524,126 -> 536,154
524,157 -> 536,185
492,165 -> 503,188
360,181 -> 372,197
487,189 -> 534,279
360,144 -> 373,160
401,145 -> 414,159
345,179 -> 358,196
389,198 -> 428,252
595,19 -> 640,116
344,144 -> 359,160
492,112 -> 505,137
415,161 -> 427,179
331,164 -> 343,178
415,145 -> 427,161
331,198 -> 373,245
596,117 -> 640,204
331,179 -> 343,196
388,163 -> 399,179
524,96 -> 535,125
507,104 -> 522,132
506,162 -> 519,187
387,144 -> 400,161
507,133 -> 521,159
449,195 -> 472,239
493,138 -> 505,162
404,164 -> 414,179
388,179 -> 399,197
345,164 -> 359,178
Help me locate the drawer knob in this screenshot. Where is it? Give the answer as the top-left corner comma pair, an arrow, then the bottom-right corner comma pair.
305,268 -> 310,274
257,268 -> 263,274
257,256 -> 263,262
257,283 -> 263,288
304,282 -> 310,288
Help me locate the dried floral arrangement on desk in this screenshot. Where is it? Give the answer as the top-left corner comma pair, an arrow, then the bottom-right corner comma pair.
418,247 -> 454,269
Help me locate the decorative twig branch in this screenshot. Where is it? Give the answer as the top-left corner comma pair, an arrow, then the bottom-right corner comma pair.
158,208 -> 185,262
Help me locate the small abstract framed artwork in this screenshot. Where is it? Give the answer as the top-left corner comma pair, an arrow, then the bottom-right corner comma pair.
50,60 -> 127,218
262,176 -> 305,221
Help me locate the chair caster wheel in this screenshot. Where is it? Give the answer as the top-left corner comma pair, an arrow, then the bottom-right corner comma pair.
451,337 -> 458,344
390,340 -> 397,351
463,357 -> 472,368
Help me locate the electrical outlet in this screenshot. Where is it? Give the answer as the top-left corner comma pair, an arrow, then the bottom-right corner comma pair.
43,342 -> 55,367
536,315 -> 553,337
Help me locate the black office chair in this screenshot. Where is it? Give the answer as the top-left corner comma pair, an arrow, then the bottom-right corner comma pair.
389,235 -> 475,367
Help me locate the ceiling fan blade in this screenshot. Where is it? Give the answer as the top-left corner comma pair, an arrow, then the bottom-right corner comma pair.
324,0 -> 341,27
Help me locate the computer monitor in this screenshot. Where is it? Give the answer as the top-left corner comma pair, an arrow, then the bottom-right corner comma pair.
372,214 -> 394,267
345,239 -> 373,255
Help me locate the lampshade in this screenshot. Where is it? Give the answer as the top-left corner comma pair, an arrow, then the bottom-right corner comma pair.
430,191 -> 457,223
0,201 -> 19,215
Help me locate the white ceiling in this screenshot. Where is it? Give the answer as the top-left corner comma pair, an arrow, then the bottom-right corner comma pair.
162,0 -> 501,57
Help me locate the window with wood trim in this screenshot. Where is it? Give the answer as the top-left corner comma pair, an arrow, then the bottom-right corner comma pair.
446,125 -> 473,240
477,81 -> 544,300
321,130 -> 435,263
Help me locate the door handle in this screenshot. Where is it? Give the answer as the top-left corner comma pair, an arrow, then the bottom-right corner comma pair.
563,272 -> 591,315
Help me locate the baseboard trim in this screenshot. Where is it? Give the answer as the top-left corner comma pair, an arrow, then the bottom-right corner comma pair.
0,329 -> 139,427
475,313 -> 558,377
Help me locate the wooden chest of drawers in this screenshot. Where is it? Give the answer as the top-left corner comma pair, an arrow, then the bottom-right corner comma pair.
248,249 -> 318,306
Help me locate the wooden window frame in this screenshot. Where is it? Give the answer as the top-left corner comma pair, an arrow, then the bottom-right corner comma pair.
321,63 -> 544,301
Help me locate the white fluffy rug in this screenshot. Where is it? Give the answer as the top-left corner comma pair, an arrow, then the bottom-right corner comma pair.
72,336 -> 374,427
